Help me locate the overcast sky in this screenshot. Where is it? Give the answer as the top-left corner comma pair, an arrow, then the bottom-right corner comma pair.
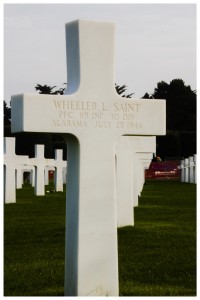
4,3 -> 196,104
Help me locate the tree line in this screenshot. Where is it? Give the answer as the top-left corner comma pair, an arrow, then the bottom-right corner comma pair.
141,79 -> 196,159
4,79 -> 196,160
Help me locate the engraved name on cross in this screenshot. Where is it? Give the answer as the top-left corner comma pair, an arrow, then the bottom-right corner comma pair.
11,20 -> 166,296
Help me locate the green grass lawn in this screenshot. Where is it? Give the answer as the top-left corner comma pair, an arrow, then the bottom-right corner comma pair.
4,180 -> 196,296
118,180 -> 196,296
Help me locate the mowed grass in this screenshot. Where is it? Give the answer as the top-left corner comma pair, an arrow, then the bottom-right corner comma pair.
4,180 -> 196,296
4,183 -> 66,296
118,180 -> 196,296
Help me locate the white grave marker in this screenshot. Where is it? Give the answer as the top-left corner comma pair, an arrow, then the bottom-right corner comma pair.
30,145 -> 55,196
116,136 -> 156,227
122,136 -> 156,206
193,154 -> 197,184
4,137 -> 29,203
62,166 -> 67,184
180,159 -> 185,182
54,149 -> 67,192
188,156 -> 194,183
11,20 -> 166,296
116,137 -> 134,227
16,165 -> 23,189
136,152 -> 154,197
184,158 -> 189,182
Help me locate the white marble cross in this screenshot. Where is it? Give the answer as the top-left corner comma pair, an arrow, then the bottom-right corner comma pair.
116,136 -> 156,227
188,156 -> 195,183
54,149 -> 67,192
136,152 -> 154,197
193,154 -> 197,184
180,159 -> 185,182
16,165 -> 24,189
11,20 -> 166,296
115,137 -> 134,227
184,158 -> 189,182
30,145 -> 55,196
180,155 -> 196,184
4,137 -> 29,203
130,136 -> 156,200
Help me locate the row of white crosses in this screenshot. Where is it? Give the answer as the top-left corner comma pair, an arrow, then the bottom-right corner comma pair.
5,134 -> 154,205
4,134 -> 155,220
179,155 -> 197,183
4,137 -> 67,204
11,20 -> 166,296
116,136 -> 156,227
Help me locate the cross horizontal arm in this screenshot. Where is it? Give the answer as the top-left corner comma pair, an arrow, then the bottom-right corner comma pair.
11,93 -> 165,137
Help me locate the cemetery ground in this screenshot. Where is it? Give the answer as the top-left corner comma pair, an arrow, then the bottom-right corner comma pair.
4,180 -> 196,296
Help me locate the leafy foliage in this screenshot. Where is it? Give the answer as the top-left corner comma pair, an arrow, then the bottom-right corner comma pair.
143,79 -> 196,131
35,83 -> 134,98
4,101 -> 11,125
142,92 -> 153,99
142,79 -> 196,158
35,83 -> 66,95
115,84 -> 134,98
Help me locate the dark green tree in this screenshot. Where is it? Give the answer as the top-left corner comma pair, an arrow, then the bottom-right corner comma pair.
145,79 -> 196,158
4,101 -> 11,125
115,84 -> 134,98
152,81 -> 169,100
141,92 -> 153,99
4,101 -> 12,137
152,79 -> 196,131
35,83 -> 66,95
35,83 -> 134,98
